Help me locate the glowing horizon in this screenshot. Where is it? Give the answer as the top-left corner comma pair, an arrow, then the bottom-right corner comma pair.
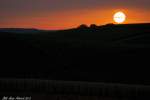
0,0 -> 150,30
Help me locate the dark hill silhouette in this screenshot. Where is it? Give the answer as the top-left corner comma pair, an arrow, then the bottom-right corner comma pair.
0,28 -> 45,33
0,23 -> 150,85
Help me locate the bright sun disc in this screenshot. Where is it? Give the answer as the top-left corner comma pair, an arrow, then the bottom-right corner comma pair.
113,12 -> 126,23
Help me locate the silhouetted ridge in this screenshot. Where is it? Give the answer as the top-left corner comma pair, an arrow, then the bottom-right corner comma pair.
0,28 -> 44,33
0,23 -> 150,85
77,23 -> 150,30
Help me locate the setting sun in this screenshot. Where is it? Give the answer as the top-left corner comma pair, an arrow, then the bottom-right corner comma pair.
113,12 -> 126,24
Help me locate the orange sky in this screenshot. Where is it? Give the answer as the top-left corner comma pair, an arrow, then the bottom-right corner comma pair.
1,8 -> 150,30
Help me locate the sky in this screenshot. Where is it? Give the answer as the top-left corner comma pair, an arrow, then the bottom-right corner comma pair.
0,0 -> 150,30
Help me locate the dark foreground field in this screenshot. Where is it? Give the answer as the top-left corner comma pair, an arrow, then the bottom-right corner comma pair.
0,79 -> 150,100
0,23 -> 150,85
1,23 -> 150,99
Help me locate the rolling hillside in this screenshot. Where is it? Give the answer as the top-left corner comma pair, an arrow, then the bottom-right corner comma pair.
0,23 -> 150,85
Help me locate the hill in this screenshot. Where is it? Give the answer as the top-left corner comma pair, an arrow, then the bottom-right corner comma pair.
0,23 -> 150,85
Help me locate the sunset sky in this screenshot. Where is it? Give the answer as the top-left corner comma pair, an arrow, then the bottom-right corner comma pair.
0,0 -> 150,30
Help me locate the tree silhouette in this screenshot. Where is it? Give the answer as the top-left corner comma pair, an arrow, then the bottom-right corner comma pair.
77,24 -> 88,29
90,24 -> 98,28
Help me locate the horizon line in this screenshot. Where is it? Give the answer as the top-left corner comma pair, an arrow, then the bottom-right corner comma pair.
0,22 -> 150,31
